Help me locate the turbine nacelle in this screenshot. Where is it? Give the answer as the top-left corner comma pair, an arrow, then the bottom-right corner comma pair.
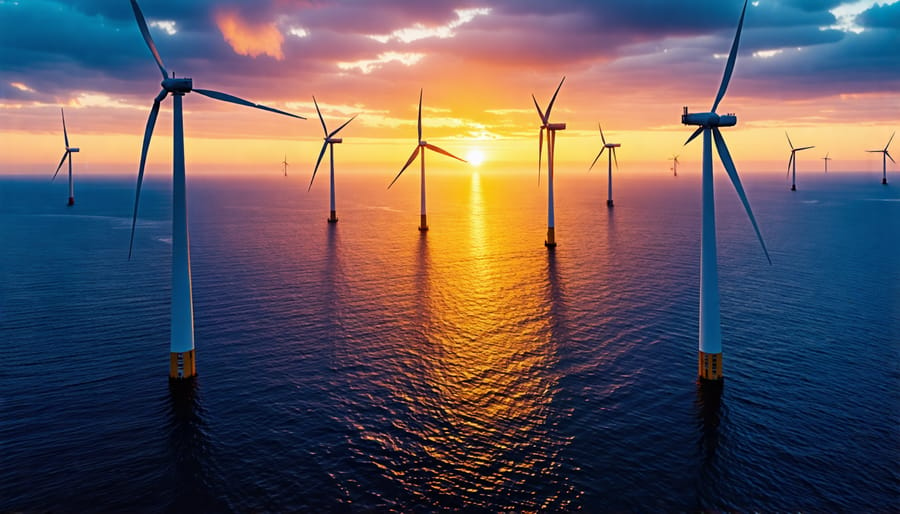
547,122 -> 567,131
67,147 -> 80,153
605,143 -> 621,149
162,77 -> 193,94
681,108 -> 737,128
326,137 -> 343,144
419,140 -> 428,146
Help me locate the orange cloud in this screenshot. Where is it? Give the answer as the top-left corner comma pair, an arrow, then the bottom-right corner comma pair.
214,10 -> 284,60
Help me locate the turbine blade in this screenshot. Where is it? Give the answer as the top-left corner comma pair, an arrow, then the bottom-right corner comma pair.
417,89 -> 423,142
129,0 -> 168,79
193,89 -> 304,119
711,0 -> 748,113
313,96 -> 327,135
129,90 -> 166,260
885,132 -> 895,151
684,127 -> 703,146
785,131 -> 795,150
329,114 -> 357,138
532,94 -> 546,124
424,143 -> 467,163
613,147 -> 619,170
599,123 -> 606,145
796,146 -> 814,151
52,151 -> 69,181
545,76 -> 565,120
308,142 -> 328,192
787,152 -> 794,178
388,146 -> 420,189
538,127 -> 544,184
61,108 -> 70,147
887,151 -> 895,164
713,127 -> 771,264
589,148 -> 604,172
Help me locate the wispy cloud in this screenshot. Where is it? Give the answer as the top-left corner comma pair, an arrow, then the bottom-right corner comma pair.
368,7 -> 491,44
337,51 -> 424,74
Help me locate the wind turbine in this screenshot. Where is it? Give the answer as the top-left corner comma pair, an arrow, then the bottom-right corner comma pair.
822,153 -> 831,173
785,132 -> 814,191
127,0 -> 303,380
52,108 -> 79,206
589,124 -> 621,208
388,89 -> 466,231
867,132 -> 895,185
532,77 -> 566,247
308,96 -> 356,223
681,0 -> 771,382
670,154 -> 680,177
282,155 -> 289,177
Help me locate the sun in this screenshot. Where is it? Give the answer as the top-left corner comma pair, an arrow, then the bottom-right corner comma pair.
466,149 -> 485,167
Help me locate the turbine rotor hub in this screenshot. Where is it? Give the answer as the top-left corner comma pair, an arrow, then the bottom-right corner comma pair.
419,140 -> 427,146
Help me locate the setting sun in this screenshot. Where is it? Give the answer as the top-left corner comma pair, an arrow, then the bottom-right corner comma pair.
466,149 -> 485,167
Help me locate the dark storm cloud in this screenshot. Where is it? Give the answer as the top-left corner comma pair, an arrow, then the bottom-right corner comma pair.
856,1 -> 900,29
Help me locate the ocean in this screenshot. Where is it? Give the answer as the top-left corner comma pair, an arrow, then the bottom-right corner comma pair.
2,168 -> 898,511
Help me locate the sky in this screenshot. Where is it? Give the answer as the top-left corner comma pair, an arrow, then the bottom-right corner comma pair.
1,0 -> 898,176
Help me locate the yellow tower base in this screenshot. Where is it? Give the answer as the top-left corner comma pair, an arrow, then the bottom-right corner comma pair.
545,227 -> 556,247
419,214 -> 428,231
698,351 -> 723,381
170,350 -> 197,380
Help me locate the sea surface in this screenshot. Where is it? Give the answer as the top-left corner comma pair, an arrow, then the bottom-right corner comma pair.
2,168 -> 898,512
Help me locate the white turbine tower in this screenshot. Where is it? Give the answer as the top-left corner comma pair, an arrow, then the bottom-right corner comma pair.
282,155 -> 289,177
822,153 -> 831,174
589,124 -> 621,208
127,0 -> 303,380
388,89 -> 466,231
308,97 -> 357,223
785,132 -> 814,191
681,0 -> 771,382
670,154 -> 680,177
532,77 -> 566,247
867,132 -> 895,185
52,108 -> 79,206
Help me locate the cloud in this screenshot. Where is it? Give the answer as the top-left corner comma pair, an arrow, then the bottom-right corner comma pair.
368,7 -> 491,44
337,51 -> 424,74
214,9 -> 285,60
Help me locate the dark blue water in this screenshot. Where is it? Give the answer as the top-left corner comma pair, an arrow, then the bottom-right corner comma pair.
2,169 -> 898,511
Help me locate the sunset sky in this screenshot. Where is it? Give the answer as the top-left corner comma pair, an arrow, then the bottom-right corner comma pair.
1,0 -> 898,175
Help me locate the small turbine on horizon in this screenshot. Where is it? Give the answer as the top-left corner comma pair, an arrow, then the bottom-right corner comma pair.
388,89 -> 466,232
52,108 -> 79,206
532,77 -> 566,247
786,132 -> 814,191
680,0 -> 771,382
821,153 -> 831,173
670,154 -> 680,177
308,96 -> 357,223
127,0 -> 303,380
866,132 -> 895,185
589,124 -> 621,208
282,155 -> 289,177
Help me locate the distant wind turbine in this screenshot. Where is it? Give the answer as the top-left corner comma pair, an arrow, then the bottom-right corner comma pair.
867,132 -> 895,185
785,132 -> 814,191
532,77 -> 566,247
589,124 -> 621,208
127,0 -> 303,380
52,108 -> 79,206
282,155 -> 289,177
388,89 -> 466,231
308,96 -> 356,223
670,154 -> 680,177
681,0 -> 771,382
821,153 -> 831,173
